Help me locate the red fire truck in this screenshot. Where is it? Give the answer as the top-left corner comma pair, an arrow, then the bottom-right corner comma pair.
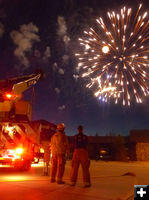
0,73 -> 56,170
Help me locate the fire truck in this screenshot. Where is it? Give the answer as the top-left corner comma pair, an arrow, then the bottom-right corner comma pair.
0,73 -> 56,170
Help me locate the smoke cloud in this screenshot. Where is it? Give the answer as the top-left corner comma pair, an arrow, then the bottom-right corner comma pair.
10,23 -> 40,68
43,46 -> 51,62
57,16 -> 70,45
58,105 -> 66,111
58,68 -> 65,75
57,16 -> 67,37
52,62 -> 58,71
73,74 -> 79,80
63,35 -> 70,45
55,88 -> 61,94
62,54 -> 69,64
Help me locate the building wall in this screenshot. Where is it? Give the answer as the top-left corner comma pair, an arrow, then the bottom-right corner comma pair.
68,132 -> 149,161
136,143 -> 149,161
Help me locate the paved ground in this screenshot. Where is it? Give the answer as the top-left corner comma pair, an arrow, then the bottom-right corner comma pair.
0,161 -> 149,200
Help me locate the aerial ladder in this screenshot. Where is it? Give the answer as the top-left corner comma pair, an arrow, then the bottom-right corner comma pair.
0,72 -> 43,170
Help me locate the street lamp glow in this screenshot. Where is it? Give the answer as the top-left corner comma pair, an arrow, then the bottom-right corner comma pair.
102,46 -> 109,54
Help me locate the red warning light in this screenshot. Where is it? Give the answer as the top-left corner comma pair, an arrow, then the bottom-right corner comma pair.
4,93 -> 16,100
5,93 -> 13,99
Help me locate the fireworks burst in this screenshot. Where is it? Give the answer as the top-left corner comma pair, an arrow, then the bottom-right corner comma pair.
76,4 -> 149,106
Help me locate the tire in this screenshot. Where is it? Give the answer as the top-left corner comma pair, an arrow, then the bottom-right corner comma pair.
23,160 -> 31,171
14,160 -> 31,171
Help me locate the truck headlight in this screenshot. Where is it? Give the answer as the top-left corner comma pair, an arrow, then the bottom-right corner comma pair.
15,148 -> 23,155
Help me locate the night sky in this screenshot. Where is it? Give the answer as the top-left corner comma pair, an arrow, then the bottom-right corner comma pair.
0,0 -> 148,136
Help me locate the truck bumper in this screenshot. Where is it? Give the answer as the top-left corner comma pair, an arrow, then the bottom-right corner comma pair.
0,157 -> 24,166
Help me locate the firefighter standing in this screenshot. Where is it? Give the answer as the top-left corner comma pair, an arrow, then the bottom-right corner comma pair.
42,141 -> 51,176
50,123 -> 69,184
70,125 -> 91,187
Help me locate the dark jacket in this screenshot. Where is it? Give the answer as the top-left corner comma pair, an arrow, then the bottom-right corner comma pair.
73,133 -> 88,149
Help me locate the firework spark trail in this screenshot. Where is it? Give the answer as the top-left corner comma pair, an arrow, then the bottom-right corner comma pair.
76,4 -> 149,106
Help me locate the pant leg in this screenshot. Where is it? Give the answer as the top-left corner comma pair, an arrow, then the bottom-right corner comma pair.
46,161 -> 50,174
43,162 -> 46,173
50,155 -> 57,180
57,154 -> 66,182
44,151 -> 50,175
80,149 -> 91,184
70,150 -> 80,183
43,162 -> 49,174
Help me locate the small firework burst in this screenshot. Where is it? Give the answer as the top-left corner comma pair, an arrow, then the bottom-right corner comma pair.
76,4 -> 149,106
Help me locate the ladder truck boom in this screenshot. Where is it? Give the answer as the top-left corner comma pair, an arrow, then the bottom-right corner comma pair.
0,72 -> 44,170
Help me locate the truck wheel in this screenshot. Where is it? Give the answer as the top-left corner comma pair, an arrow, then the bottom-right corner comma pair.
14,165 -> 22,171
23,160 -> 31,171
14,161 -> 31,171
